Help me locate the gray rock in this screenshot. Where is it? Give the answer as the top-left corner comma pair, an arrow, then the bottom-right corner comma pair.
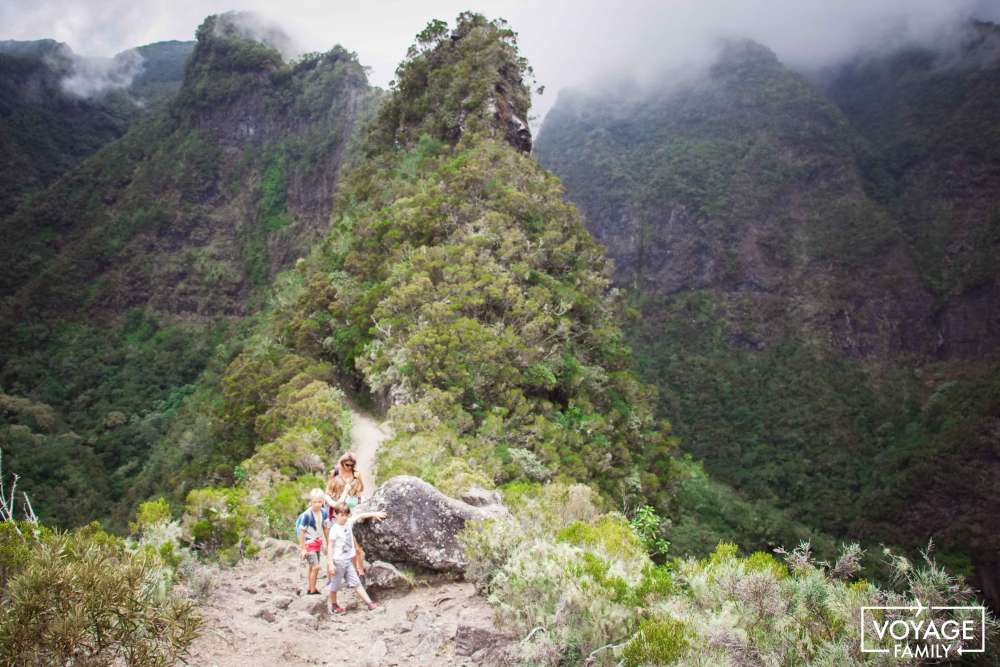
471,644 -> 520,666
274,596 -> 294,610
355,476 -> 510,572
413,611 -> 434,635
456,623 -> 513,656
259,537 -> 298,561
254,608 -> 276,623
365,561 -> 410,597
290,594 -> 329,618
414,627 -> 445,655
460,486 -> 503,508
365,638 -> 388,667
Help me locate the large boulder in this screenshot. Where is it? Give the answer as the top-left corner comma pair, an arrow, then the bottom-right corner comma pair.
354,476 -> 509,572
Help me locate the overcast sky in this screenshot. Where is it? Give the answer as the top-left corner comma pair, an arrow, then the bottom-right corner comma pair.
3,0 -> 999,123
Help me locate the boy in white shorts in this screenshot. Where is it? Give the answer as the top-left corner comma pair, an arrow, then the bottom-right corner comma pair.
326,501 -> 386,613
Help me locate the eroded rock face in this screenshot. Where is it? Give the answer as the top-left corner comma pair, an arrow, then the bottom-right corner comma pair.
354,476 -> 509,572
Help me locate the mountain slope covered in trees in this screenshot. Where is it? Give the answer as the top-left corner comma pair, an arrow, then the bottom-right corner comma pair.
2,12 -> 997,665
535,23 -> 1000,603
0,38 -> 194,216
131,11 -> 679,517
0,13 -> 377,526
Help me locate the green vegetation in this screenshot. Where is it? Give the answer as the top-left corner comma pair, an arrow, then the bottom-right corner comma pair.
3,10 -> 997,664
536,28 -> 1000,597
0,39 -> 194,218
0,520 -> 200,665
826,21 -> 1000,297
460,485 -> 997,665
0,312 -> 225,526
258,152 -> 292,230
0,13 -> 375,529
176,13 -> 668,514
369,12 -> 533,153
122,14 -> 676,533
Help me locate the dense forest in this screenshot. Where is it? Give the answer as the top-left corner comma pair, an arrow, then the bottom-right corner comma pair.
536,23 -> 1000,606
1,9 -> 998,665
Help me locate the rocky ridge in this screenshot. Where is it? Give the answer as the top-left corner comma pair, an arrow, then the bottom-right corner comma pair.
187,539 -> 517,667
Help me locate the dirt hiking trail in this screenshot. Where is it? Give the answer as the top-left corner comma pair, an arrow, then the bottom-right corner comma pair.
349,411 -> 390,490
187,411 -> 508,666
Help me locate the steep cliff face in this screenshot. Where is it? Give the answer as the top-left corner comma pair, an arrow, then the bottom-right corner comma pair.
539,40 -> 941,361
1,15 -> 373,318
536,27 -> 1000,599
0,39 -> 193,216
0,13 -> 376,526
820,21 -> 1000,358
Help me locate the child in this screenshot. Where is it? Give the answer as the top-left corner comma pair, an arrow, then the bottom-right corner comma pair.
325,453 -> 367,578
295,489 -> 328,595
325,501 -> 386,613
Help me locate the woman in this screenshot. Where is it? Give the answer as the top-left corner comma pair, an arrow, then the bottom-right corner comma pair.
325,452 -> 367,576
328,452 -> 365,508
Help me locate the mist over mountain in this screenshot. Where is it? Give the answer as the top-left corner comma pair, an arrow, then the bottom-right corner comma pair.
0,38 -> 193,216
1,7 -> 999,663
0,12 -> 376,526
536,18 -> 1000,605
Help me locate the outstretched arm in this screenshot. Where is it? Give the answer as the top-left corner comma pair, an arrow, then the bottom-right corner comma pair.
353,510 -> 387,523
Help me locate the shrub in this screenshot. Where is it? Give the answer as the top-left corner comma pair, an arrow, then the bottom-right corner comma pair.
466,487 -> 998,665
556,514 -> 645,560
488,539 -> 643,656
258,474 -> 323,538
457,517 -> 521,593
131,497 -> 172,534
629,505 -> 670,559
242,427 -> 328,480
507,447 -> 551,481
181,486 -> 256,561
374,427 -> 458,484
0,525 -> 200,666
501,481 -> 603,534
621,617 -> 691,667
463,485 -> 656,659
435,458 -> 494,498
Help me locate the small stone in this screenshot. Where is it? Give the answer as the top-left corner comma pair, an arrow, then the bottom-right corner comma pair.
455,624 -> 512,657
243,586 -> 257,594
365,639 -> 389,667
365,561 -> 410,599
413,611 -> 434,634
255,608 -> 276,623
274,597 -> 294,610
460,487 -> 503,508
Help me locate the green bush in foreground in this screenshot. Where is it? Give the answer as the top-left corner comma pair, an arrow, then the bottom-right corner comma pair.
462,484 -> 998,666
622,617 -> 691,667
0,521 -> 200,666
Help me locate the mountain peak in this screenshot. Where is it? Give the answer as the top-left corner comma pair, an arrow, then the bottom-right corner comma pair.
369,12 -> 534,154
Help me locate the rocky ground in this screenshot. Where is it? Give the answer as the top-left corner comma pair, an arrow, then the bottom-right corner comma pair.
186,540 -> 515,666
187,411 -> 517,666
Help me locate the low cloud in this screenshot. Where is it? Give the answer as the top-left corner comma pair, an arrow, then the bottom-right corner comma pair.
59,48 -> 144,98
212,11 -> 299,60
2,0 -> 999,118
